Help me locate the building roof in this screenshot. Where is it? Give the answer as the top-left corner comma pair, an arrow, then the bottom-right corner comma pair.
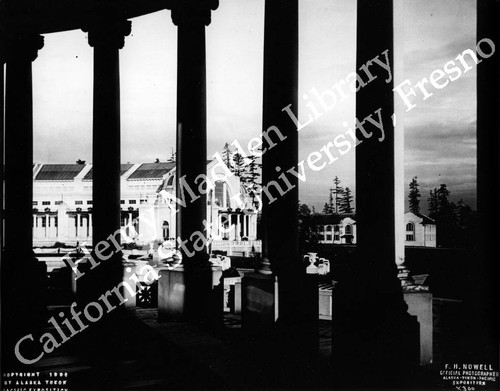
83,164 -> 134,180
307,213 -> 355,225
405,211 -> 436,225
35,164 -> 86,181
418,213 -> 435,225
127,162 -> 176,180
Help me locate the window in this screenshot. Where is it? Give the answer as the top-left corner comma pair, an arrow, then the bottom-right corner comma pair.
325,225 -> 333,241
75,201 -> 83,205
345,225 -> 353,235
120,200 -> 125,204
214,181 -> 230,208
406,222 -> 415,241
162,221 -> 170,240
42,201 -> 50,206
55,201 -> 63,205
33,201 -> 38,206
87,200 -> 93,205
129,200 -> 137,204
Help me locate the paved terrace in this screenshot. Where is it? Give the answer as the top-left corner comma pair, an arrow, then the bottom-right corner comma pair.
24,304 -> 467,390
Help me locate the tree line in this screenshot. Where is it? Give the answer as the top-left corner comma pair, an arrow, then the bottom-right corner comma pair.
408,176 -> 477,249
322,176 -> 354,214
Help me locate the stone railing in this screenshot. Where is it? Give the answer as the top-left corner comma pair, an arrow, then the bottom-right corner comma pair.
211,240 -> 262,256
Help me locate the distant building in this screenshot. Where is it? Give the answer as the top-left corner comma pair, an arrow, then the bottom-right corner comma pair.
309,214 -> 357,245
32,161 -> 261,256
311,212 -> 436,248
404,212 -> 436,247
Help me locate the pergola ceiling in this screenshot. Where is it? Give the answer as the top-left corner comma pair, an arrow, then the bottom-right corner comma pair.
0,0 -> 169,36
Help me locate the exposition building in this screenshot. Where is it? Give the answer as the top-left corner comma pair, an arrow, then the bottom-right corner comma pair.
32,159 -> 261,256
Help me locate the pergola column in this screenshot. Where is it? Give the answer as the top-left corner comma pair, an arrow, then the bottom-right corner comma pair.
169,0 -> 218,265
1,33 -> 46,368
241,0 -> 317,378
3,34 -> 43,259
476,0 -> 499,362
332,0 -> 419,385
82,18 -> 131,298
158,0 -> 222,326
259,0 -> 311,332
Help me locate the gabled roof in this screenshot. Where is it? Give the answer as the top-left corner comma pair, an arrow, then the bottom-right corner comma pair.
418,213 -> 435,225
83,164 -> 134,180
127,162 -> 176,180
35,164 -> 85,181
405,211 -> 436,225
307,213 -> 355,225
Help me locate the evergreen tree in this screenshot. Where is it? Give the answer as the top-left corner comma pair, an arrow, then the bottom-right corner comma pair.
436,184 -> 451,211
408,176 -> 421,215
222,143 -> 233,171
428,188 -> 439,219
339,187 -> 353,214
332,176 -> 344,214
232,152 -> 246,177
244,154 -> 261,186
298,202 -> 322,253
327,189 -> 334,214
242,154 -> 261,208
322,202 -> 333,214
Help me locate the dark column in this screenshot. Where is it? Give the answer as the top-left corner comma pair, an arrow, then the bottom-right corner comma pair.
332,0 -> 419,386
1,33 -> 45,369
83,19 -> 131,299
169,0 -> 217,265
1,49 -> 4,253
476,0 -> 499,364
161,0 -> 222,326
258,0 -> 317,382
261,0 -> 302,329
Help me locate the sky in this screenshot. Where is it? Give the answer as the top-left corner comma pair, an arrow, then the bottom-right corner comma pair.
32,0 -> 478,212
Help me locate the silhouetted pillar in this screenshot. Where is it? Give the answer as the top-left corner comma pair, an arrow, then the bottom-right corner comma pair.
332,0 -> 419,386
170,0 -> 217,265
260,0 -> 302,326
476,0 -> 499,362
1,33 -> 45,369
83,18 -> 131,298
158,0 -> 222,327
1,58 -> 4,253
253,0 -> 317,381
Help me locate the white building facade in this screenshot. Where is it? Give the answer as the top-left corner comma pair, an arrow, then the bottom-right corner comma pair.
314,212 -> 436,248
32,160 -> 261,256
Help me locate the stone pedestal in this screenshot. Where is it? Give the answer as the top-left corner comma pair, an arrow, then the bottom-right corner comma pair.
123,261 -> 137,308
241,272 -> 278,332
158,265 -> 223,328
233,280 -> 242,314
404,291 -> 433,365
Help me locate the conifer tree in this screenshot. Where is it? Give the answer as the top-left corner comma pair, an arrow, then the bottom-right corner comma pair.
339,187 -> 354,214
428,188 -> 439,219
232,152 -> 246,177
222,143 -> 233,171
408,176 -> 421,215
332,176 -> 344,214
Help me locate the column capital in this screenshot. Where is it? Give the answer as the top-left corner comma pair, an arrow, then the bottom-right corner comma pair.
0,33 -> 44,63
168,0 -> 219,27
83,18 -> 131,49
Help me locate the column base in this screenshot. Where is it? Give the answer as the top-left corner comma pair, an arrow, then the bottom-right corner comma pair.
404,291 -> 433,365
241,272 -> 278,333
158,265 -> 223,329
